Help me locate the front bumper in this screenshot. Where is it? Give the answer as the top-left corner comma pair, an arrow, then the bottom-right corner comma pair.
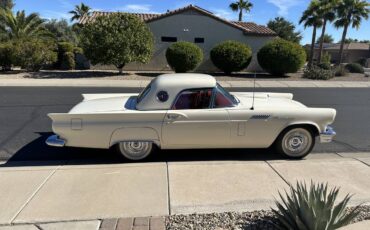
319,126 -> 336,143
46,135 -> 65,147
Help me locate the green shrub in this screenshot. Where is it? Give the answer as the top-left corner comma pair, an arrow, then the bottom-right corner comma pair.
210,40 -> 252,74
334,65 -> 348,76
80,13 -> 154,74
0,42 -> 14,71
257,39 -> 306,76
166,41 -> 203,73
303,66 -> 334,80
273,181 -> 360,229
317,62 -> 331,70
73,47 -> 83,54
321,51 -> 331,65
356,58 -> 367,67
56,42 -> 74,69
14,39 -> 57,72
61,52 -> 75,70
345,63 -> 364,73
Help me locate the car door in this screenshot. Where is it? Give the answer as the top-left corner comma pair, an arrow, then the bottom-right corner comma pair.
161,88 -> 230,149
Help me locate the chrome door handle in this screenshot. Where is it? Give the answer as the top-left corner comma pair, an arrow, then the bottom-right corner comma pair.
167,114 -> 180,120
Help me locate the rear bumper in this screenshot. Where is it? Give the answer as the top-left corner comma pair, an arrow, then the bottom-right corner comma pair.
319,126 -> 336,143
46,135 -> 65,147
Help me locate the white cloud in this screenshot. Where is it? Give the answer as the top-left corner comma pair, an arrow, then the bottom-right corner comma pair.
267,0 -> 302,15
116,4 -> 158,13
42,10 -> 70,20
212,9 -> 233,20
57,0 -> 73,9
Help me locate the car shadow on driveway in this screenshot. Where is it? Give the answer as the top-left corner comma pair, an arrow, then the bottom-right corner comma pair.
1,132 -> 283,167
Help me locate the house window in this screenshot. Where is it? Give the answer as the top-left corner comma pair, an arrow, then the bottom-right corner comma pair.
194,37 -> 205,43
161,36 -> 177,42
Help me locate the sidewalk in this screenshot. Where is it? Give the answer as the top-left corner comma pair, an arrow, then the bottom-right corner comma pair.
0,78 -> 369,88
0,152 -> 369,229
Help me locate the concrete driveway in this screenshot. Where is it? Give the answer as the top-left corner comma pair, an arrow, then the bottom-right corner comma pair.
0,152 -> 369,225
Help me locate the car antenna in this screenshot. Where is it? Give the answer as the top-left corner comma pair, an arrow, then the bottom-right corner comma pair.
250,72 -> 256,110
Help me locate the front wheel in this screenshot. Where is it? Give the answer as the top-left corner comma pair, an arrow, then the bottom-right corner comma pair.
275,127 -> 315,159
116,141 -> 153,161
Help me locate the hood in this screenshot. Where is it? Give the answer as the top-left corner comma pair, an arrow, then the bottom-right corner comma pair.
68,94 -> 137,114
232,92 -> 306,109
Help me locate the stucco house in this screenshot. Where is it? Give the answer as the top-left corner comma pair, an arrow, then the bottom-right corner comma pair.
80,5 -> 277,72
306,42 -> 370,65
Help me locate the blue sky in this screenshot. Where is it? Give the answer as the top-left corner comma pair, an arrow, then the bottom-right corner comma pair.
14,0 -> 370,44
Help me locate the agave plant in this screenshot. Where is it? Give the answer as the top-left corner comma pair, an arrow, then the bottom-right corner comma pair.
272,181 -> 360,230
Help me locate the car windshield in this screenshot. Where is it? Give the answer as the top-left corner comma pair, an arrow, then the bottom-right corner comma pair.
137,81 -> 152,104
216,83 -> 238,105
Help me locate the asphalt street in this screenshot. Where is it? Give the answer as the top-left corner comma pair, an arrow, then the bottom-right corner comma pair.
0,87 -> 369,162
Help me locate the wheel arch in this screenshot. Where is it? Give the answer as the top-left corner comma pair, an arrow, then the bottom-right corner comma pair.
109,127 -> 161,148
271,122 -> 320,147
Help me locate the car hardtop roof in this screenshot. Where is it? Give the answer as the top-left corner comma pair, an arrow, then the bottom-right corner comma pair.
153,73 -> 217,89
135,73 -> 217,111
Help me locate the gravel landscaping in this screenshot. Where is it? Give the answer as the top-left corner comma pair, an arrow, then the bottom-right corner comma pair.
0,70 -> 368,81
166,205 -> 370,230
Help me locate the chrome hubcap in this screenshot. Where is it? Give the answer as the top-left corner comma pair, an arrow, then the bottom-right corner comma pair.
119,141 -> 152,160
282,129 -> 312,156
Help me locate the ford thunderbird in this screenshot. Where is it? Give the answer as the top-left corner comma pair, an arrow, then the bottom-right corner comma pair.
46,74 -> 336,160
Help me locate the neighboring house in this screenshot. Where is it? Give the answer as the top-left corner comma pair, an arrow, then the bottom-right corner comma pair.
80,5 -> 277,72
306,42 -> 370,64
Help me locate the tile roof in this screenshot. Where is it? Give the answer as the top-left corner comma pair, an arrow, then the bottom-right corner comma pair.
79,11 -> 159,24
232,21 -> 277,36
323,43 -> 370,50
79,5 -> 276,36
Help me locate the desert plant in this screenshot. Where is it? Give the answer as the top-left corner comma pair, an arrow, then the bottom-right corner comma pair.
303,66 -> 334,80
60,52 -> 75,70
0,8 -> 52,40
80,13 -> 154,74
14,39 -> 57,72
299,0 -> 323,67
257,39 -> 306,76
229,0 -> 253,22
334,65 -> 349,76
210,40 -> 252,74
321,51 -> 331,65
69,3 -> 91,22
345,63 -> 365,73
165,41 -> 203,73
335,0 -> 370,64
0,41 -> 14,70
273,181 -> 361,230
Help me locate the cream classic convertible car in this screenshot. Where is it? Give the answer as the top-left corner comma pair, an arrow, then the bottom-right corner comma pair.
46,74 -> 336,160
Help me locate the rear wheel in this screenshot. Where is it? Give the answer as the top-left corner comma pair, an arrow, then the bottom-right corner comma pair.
276,127 -> 315,159
116,141 -> 153,161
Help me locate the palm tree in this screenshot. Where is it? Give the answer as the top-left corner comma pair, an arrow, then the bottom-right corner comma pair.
69,3 -> 91,22
229,0 -> 253,22
0,8 -> 52,40
300,0 -> 323,66
335,0 -> 370,64
316,0 -> 337,63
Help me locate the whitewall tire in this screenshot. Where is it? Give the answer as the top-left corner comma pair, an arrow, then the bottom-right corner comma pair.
276,127 -> 315,159
117,141 -> 153,161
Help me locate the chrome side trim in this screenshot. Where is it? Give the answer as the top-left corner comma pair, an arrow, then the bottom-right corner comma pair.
320,126 -> 336,143
46,135 -> 65,147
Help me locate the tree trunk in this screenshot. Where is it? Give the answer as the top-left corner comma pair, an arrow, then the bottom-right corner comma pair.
117,64 -> 125,74
317,19 -> 327,64
238,10 -> 242,21
309,25 -> 317,67
338,24 -> 349,65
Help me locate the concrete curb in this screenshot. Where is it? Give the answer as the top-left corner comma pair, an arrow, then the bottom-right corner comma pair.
0,79 -> 369,88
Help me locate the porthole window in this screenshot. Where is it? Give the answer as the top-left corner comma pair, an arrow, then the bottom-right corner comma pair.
157,91 -> 169,102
